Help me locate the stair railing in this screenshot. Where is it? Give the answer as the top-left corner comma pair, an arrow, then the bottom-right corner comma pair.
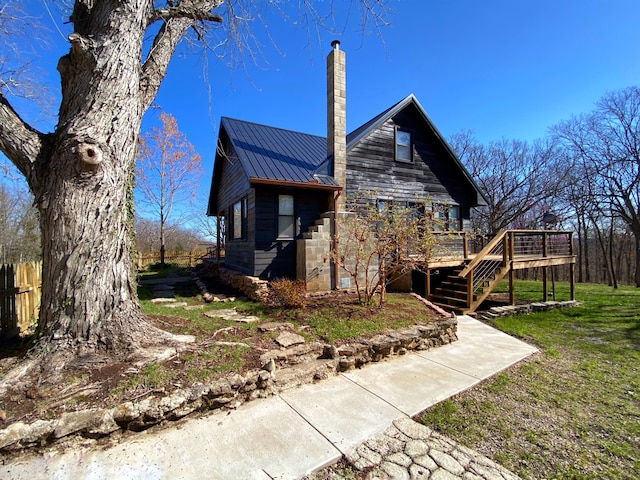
458,231 -> 511,304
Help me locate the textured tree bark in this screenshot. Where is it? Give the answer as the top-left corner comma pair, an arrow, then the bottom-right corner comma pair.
31,1 -> 152,360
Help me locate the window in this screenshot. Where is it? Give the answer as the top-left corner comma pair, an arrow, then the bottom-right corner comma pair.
231,197 -> 247,240
395,128 -> 412,163
433,204 -> 460,231
377,198 -> 393,216
278,194 -> 295,239
447,206 -> 460,231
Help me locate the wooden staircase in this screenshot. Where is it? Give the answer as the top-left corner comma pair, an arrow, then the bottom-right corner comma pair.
430,261 -> 511,314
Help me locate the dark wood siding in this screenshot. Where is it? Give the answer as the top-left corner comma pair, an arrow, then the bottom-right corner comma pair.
223,189 -> 255,275
254,187 -> 330,279
214,134 -> 255,275
345,104 -> 475,224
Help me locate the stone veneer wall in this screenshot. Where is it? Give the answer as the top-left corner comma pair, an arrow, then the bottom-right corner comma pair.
297,212 -> 379,293
297,214 -> 334,291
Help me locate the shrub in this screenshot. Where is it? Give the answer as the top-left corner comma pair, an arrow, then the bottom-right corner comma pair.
268,278 -> 307,308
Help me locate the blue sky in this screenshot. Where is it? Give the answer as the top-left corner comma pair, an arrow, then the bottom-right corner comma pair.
5,0 -> 640,225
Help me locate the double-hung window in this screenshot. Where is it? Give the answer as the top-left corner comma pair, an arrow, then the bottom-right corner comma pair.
395,128 -> 413,163
231,197 -> 247,240
433,204 -> 460,231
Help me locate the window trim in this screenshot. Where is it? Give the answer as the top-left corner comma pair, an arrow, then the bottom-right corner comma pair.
277,194 -> 295,240
395,127 -> 413,163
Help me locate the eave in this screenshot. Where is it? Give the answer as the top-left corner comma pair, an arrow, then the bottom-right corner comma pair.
249,177 -> 342,191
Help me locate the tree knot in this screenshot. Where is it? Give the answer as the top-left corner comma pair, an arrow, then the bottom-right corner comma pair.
75,142 -> 104,167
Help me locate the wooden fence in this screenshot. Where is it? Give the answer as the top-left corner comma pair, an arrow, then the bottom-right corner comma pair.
0,261 -> 42,337
136,250 -> 212,270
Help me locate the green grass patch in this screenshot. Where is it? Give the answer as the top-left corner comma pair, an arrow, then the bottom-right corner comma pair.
421,281 -> 640,479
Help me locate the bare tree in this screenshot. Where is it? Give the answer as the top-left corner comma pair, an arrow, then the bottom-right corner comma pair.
0,182 -> 40,263
136,112 -> 202,266
553,86 -> 640,286
334,193 -> 445,306
450,131 -> 569,235
0,1 -> 389,386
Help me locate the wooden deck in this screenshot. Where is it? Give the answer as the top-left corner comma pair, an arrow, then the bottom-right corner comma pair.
424,230 -> 576,314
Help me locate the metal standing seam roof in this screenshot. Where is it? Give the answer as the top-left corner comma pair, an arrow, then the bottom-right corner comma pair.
220,117 -> 338,186
218,96 -> 487,206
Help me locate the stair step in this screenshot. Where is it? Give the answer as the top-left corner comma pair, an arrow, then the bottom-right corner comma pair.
434,288 -> 469,300
429,294 -> 469,307
440,280 -> 467,290
430,302 -> 467,314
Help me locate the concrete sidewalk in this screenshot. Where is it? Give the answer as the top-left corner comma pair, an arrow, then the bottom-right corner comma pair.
0,316 -> 538,480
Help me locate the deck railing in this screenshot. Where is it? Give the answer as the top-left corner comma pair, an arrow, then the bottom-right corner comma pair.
457,230 -> 575,310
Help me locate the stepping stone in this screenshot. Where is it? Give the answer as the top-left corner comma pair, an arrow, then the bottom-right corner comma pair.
275,331 -> 305,348
164,302 -> 188,309
203,309 -> 260,323
151,298 -> 177,304
258,322 -> 295,332
184,305 -> 205,310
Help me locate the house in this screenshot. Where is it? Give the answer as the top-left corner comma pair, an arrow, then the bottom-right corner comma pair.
206,41 -> 487,295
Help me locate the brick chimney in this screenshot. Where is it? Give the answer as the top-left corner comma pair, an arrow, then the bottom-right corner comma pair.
327,40 -> 346,211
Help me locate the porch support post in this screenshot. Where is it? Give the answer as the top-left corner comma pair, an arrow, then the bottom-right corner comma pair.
216,214 -> 222,260
542,267 -> 548,302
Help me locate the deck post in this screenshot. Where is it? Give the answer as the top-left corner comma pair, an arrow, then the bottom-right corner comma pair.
216,215 -> 222,260
569,232 -> 576,301
425,268 -> 431,298
509,268 -> 515,305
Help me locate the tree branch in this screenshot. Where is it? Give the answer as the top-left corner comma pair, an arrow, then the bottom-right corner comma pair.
0,91 -> 47,185
140,1 -> 224,110
149,6 -> 223,24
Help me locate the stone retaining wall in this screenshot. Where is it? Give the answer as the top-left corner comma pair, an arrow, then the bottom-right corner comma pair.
475,300 -> 579,321
0,317 -> 457,454
199,262 -> 270,302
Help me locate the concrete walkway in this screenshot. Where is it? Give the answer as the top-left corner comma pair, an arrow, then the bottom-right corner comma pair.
0,316 -> 537,480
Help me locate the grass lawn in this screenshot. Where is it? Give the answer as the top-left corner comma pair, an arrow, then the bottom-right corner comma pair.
420,280 -> 640,479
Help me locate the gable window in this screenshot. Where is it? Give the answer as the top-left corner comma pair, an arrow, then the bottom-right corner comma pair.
278,194 -> 295,239
231,197 -> 247,240
395,128 -> 413,163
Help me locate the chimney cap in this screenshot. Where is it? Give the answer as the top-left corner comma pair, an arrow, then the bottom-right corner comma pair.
331,39 -> 341,49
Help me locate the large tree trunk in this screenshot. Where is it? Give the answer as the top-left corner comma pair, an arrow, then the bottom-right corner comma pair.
30,3 -> 146,358
0,2 -> 222,378
19,1 -> 182,367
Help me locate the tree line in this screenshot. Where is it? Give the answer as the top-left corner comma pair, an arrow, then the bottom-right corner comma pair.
450,85 -> 640,288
